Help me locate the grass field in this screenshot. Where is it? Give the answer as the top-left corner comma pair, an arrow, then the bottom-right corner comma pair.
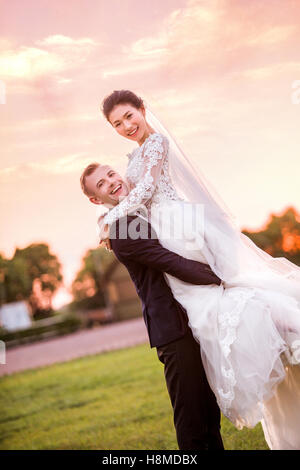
0,343 -> 268,450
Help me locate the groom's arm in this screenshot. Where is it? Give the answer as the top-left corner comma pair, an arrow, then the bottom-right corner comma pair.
110,217 -> 222,286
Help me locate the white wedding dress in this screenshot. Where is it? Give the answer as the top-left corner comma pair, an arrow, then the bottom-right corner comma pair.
102,132 -> 300,450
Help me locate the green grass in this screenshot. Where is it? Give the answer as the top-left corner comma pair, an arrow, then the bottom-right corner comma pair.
0,343 -> 268,450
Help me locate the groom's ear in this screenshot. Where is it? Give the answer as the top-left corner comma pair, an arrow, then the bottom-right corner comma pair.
89,196 -> 103,205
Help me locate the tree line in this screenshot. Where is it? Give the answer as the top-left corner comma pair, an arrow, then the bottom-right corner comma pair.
1,207 -> 299,319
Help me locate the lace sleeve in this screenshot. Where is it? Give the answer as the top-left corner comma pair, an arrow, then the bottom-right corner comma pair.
102,133 -> 169,226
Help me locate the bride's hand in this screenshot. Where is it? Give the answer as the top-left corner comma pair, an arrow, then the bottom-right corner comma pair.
98,215 -> 111,251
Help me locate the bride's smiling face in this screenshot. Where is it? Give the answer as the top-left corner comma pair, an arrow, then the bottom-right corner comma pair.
108,103 -> 150,146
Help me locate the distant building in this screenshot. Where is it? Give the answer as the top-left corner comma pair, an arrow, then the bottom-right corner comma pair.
104,259 -> 142,321
0,301 -> 32,331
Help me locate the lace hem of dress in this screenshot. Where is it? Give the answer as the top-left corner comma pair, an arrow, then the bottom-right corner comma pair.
217,288 -> 257,418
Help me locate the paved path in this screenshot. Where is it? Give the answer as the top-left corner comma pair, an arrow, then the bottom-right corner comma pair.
0,317 -> 148,377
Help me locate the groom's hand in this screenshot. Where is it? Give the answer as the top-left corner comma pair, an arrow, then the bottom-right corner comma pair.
100,237 -> 111,251
98,215 -> 112,251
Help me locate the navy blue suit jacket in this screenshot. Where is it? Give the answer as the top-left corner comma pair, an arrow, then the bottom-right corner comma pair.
109,215 -> 221,348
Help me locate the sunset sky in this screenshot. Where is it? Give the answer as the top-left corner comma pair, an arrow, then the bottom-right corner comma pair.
1,0 -> 300,308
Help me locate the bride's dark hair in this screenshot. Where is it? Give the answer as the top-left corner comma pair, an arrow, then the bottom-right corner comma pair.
101,90 -> 144,122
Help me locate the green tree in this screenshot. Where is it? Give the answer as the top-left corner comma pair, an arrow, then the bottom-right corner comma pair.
0,244 -> 63,317
0,254 -> 31,305
242,206 -> 300,266
71,247 -> 115,309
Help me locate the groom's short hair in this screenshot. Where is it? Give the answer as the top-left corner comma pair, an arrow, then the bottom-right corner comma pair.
80,162 -> 100,197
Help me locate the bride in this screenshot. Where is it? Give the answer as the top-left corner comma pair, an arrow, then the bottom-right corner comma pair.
97,89 -> 300,450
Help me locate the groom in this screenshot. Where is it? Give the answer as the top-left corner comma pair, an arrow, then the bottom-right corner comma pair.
80,163 -> 224,451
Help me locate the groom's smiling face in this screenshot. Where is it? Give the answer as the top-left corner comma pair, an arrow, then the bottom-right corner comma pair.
86,165 -> 129,207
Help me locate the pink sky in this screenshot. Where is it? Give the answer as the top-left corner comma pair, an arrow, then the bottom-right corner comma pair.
1,0 -> 300,308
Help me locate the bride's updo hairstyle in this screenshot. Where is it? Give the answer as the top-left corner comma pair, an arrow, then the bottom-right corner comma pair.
101,90 -> 145,123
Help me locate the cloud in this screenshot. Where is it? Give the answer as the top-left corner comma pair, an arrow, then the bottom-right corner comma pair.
102,0 -> 299,80
242,61 -> 300,80
101,0 -> 223,78
0,165 -> 19,177
246,25 -> 297,46
102,59 -> 161,78
29,152 -> 91,174
0,46 -> 64,79
122,33 -> 168,60
0,113 -> 97,134
36,35 -> 98,47
161,0 -> 298,75
101,34 -> 168,78
0,35 -> 98,81
0,153 -> 91,182
0,141 -> 124,182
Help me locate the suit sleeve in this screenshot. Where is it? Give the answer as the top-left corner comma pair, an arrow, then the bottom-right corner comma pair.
112,219 -> 222,286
